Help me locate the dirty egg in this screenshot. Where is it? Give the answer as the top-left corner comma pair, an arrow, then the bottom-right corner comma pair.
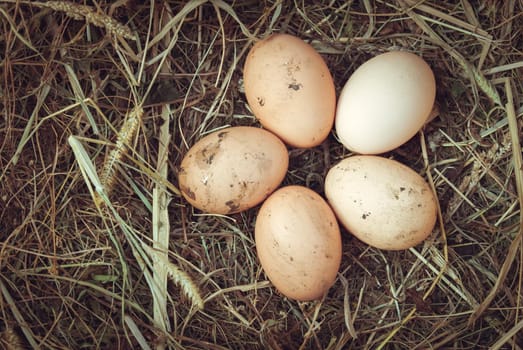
324,155 -> 437,250
178,126 -> 288,214
243,33 -> 336,148
255,185 -> 342,301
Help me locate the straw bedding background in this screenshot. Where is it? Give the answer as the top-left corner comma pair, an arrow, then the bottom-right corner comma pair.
0,1 -> 522,349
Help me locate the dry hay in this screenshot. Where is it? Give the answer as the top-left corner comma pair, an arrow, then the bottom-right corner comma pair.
0,1 -> 522,349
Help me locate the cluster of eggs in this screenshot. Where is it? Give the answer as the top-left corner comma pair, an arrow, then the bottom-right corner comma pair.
178,33 -> 438,301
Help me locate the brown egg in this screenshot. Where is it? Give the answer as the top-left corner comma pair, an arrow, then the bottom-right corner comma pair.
324,156 -> 437,250
255,185 -> 342,301
178,126 -> 288,214
243,33 -> 336,148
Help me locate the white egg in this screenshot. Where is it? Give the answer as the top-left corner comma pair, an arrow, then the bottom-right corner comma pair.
335,51 -> 436,154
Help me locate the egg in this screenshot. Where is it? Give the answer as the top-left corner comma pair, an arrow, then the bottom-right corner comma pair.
243,33 -> 336,148
324,156 -> 437,250
178,126 -> 288,214
335,51 -> 436,154
255,185 -> 342,301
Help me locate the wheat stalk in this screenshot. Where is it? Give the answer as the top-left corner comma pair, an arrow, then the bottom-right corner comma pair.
142,244 -> 204,310
22,0 -> 136,40
95,105 -> 142,206
469,64 -> 502,106
38,1 -> 135,40
0,327 -> 25,350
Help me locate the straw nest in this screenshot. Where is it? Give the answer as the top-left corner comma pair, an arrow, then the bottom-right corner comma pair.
1,1 -> 522,349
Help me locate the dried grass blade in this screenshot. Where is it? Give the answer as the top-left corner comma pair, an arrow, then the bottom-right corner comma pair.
489,318 -> 523,350
506,77 -> 523,327
461,0 -> 480,27
0,6 -> 40,55
151,106 -> 172,333
0,280 -> 39,349
67,135 -> 104,197
146,0 -> 207,49
104,205 -> 159,309
21,271 -> 148,319
268,2 -> 282,31
376,308 -> 417,350
211,2 -> 226,86
149,7 -> 177,333
417,14 -> 491,41
403,0 -> 491,40
0,100 -> 88,183
11,84 -> 50,165
420,130 -> 449,299
120,170 -> 152,212
64,64 -> 100,134
94,193 -> 177,341
152,188 -> 170,333
68,135 -> 132,292
203,281 -> 271,302
467,78 -> 523,326
409,247 -> 474,305
362,0 -> 374,39
114,45 -> 140,87
339,274 -> 358,339
209,0 -> 255,40
484,61 -> 523,75
124,315 -> 152,350
141,14 -> 186,104
121,154 -> 181,196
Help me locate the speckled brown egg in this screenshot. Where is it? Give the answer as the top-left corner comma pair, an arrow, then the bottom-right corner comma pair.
178,126 -> 288,214
243,33 -> 336,148
324,156 -> 437,250
255,185 -> 342,301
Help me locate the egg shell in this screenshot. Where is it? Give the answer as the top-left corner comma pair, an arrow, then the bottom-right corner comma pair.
243,33 -> 336,148
324,156 -> 437,250
335,51 -> 436,154
255,185 -> 342,301
178,126 -> 288,214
